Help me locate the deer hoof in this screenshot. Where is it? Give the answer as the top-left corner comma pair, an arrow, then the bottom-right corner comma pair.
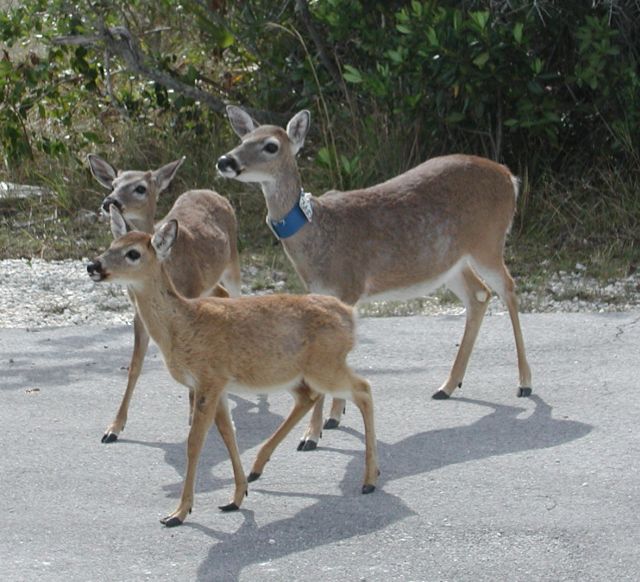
247,472 -> 261,482
160,516 -> 183,528
298,439 -> 317,451
219,502 -> 240,512
361,484 -> 376,494
518,387 -> 532,397
323,418 -> 340,430
101,432 -> 118,443
432,390 -> 450,400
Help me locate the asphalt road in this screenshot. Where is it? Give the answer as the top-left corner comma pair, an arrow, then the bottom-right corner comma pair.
1,312 -> 639,581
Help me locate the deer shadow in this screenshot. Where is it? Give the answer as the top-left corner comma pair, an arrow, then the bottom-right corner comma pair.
119,394 -> 284,498
186,393 -> 591,581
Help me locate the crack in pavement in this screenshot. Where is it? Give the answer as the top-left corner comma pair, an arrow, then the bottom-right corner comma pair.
614,314 -> 640,340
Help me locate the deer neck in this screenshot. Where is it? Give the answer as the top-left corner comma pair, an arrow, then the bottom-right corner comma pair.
128,266 -> 189,353
127,212 -> 155,234
260,161 -> 305,222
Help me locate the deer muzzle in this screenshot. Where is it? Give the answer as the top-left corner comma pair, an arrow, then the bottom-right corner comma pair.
101,196 -> 123,215
87,259 -> 106,282
216,155 -> 240,177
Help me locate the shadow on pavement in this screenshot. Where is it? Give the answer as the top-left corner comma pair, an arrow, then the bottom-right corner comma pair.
118,394 -> 284,498
189,393 -> 591,580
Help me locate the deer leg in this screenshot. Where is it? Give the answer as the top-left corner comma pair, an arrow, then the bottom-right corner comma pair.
250,383 -> 318,480
297,395 -> 324,451
304,367 -> 379,494
161,388 -> 220,527
213,394 -> 248,511
324,397 -> 347,430
471,259 -> 532,396
102,313 -> 150,443
433,266 -> 490,399
188,388 -> 195,425
348,373 -> 379,494
297,394 -> 347,451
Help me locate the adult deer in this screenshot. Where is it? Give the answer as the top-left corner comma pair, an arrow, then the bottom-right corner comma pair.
87,209 -> 378,527
217,106 -> 532,451
88,155 -> 241,443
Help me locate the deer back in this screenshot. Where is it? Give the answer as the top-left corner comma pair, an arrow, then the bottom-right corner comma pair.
278,155 -> 517,302
161,189 -> 238,298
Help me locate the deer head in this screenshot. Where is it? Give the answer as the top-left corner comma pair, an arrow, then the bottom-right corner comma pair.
88,154 -> 184,232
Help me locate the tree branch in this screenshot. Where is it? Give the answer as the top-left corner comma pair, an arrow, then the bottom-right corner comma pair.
52,24 -> 283,123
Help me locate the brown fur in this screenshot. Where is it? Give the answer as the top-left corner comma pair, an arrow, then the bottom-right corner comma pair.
88,155 -> 241,442
89,224 -> 378,526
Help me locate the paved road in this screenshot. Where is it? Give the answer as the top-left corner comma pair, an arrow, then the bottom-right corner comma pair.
1,312 -> 639,581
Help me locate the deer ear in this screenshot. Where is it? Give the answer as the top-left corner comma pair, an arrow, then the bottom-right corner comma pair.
88,154 -> 118,189
152,219 -> 178,261
109,205 -> 129,239
226,105 -> 259,137
152,157 -> 184,194
286,110 -> 310,155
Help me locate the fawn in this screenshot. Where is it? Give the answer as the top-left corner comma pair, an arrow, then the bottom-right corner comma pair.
87,207 -> 378,526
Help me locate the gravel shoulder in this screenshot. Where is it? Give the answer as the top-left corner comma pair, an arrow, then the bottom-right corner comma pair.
2,258 -> 639,328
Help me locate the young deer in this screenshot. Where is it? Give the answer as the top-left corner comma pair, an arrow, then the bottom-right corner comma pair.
217,106 -> 532,451
88,155 -> 241,443
87,208 -> 378,527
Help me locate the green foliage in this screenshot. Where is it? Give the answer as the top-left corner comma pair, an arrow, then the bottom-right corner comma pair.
3,1 -> 635,174
1,4 -> 64,163
308,0 -> 639,174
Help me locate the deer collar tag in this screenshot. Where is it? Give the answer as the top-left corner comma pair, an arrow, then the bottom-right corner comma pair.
266,189 -> 313,239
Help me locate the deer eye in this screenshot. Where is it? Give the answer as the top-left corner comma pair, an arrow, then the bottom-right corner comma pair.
263,142 -> 279,154
134,185 -> 147,194
125,249 -> 141,261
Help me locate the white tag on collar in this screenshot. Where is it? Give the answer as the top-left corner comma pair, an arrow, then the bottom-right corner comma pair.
299,190 -> 313,221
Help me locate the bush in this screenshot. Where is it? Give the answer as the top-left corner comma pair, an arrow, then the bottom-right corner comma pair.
309,1 -> 639,172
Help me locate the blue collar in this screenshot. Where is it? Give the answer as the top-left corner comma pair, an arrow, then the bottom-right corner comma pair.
267,189 -> 313,240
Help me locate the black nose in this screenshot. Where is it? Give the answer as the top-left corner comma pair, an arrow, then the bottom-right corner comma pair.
101,197 -> 122,213
217,155 -> 238,173
87,260 -> 102,275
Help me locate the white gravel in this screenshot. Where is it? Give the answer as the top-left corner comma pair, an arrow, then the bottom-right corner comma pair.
1,258 -> 639,329
0,259 -> 132,328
